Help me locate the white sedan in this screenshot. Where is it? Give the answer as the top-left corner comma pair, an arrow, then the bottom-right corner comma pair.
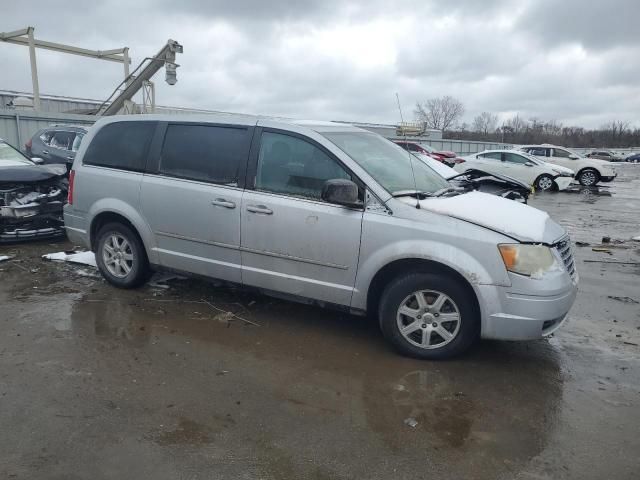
455,150 -> 574,191
519,144 -> 616,186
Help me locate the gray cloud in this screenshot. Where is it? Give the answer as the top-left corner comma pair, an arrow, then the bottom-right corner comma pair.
1,0 -> 639,128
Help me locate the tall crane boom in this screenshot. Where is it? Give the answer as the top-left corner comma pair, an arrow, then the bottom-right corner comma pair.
98,39 -> 182,116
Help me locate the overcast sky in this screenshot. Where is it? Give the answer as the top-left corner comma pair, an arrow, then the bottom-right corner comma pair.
2,0 -> 639,128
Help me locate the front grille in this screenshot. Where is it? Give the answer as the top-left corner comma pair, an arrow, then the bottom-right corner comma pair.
554,237 -> 576,280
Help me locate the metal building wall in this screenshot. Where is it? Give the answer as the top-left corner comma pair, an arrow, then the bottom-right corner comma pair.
0,108 -> 95,149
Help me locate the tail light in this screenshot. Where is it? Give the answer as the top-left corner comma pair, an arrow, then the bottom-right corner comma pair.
68,169 -> 75,205
25,138 -> 32,151
452,157 -> 465,164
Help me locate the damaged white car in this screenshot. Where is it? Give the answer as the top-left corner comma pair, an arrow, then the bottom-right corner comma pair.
0,139 -> 68,243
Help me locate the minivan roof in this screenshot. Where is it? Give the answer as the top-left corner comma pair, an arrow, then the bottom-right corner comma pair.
90,114 -> 367,135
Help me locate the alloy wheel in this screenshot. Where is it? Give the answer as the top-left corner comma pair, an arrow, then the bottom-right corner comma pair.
396,290 -> 461,349
537,176 -> 554,191
102,233 -> 134,278
580,170 -> 597,186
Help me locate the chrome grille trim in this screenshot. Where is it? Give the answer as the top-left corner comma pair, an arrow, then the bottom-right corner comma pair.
554,236 -> 576,279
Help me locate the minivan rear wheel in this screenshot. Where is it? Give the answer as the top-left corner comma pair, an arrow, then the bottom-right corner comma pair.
379,273 -> 479,359
95,222 -> 149,288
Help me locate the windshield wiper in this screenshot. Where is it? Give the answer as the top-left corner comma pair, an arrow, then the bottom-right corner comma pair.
391,190 -> 433,199
432,186 -> 465,197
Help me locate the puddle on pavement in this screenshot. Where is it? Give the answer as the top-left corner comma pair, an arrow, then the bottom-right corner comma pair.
38,275 -> 565,478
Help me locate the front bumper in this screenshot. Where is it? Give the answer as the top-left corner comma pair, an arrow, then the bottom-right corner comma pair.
477,270 -> 578,340
554,176 -> 573,191
63,208 -> 90,248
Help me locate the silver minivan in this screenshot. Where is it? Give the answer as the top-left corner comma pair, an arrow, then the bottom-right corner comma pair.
64,115 -> 578,359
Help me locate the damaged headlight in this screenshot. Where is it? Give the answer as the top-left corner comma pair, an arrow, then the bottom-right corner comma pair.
498,244 -> 559,277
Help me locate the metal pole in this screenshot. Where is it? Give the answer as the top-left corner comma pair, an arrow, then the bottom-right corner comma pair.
27,27 -> 41,110
15,112 -> 22,148
123,47 -> 130,80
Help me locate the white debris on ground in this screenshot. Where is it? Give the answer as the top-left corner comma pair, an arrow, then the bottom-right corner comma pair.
632,235 -> 640,241
0,255 -> 13,262
42,251 -> 97,267
42,250 -> 186,289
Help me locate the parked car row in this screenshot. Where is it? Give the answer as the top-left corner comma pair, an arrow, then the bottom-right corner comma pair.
63,115 -> 578,359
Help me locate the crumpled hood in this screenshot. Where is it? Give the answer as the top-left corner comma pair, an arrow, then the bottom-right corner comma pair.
418,191 -> 566,243
0,163 -> 67,184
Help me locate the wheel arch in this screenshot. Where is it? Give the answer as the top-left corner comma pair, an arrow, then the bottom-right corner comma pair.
366,258 -> 481,322
88,202 -> 158,264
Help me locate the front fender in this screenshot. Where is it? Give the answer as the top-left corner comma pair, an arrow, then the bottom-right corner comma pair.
88,198 -> 158,264
351,239 -> 509,311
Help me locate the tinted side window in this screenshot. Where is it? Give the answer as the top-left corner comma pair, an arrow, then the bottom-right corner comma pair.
503,152 -> 528,164
256,131 -> 351,200
84,121 -> 155,171
479,152 -> 502,161
553,148 -> 571,158
159,124 -> 251,185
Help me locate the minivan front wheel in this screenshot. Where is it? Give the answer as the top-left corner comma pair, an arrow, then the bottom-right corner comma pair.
96,222 -> 149,288
379,273 -> 479,359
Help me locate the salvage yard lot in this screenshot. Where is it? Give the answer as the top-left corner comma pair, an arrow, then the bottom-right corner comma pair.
1,166 -> 639,479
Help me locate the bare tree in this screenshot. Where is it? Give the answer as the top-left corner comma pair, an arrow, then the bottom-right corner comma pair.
414,96 -> 465,131
472,112 -> 498,135
504,114 -> 525,134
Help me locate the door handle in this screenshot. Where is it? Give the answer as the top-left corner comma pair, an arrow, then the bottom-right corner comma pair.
246,204 -> 273,215
211,198 -> 236,209
42,150 -> 49,155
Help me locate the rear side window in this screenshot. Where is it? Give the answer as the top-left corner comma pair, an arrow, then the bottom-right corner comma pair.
159,124 -> 251,186
84,121 -> 155,171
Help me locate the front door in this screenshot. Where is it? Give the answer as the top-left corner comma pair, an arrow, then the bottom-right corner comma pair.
240,128 -> 364,306
140,122 -> 253,283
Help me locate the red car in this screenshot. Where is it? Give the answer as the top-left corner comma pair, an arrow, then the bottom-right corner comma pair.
393,141 -> 465,167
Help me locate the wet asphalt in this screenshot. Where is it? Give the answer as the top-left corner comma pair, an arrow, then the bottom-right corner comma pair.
1,165 -> 639,480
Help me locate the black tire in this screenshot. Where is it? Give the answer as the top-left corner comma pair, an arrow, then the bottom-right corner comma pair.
379,272 -> 479,359
577,168 -> 600,186
535,174 -> 555,192
95,222 -> 149,288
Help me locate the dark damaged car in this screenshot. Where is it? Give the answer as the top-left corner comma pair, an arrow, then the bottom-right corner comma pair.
0,139 -> 68,243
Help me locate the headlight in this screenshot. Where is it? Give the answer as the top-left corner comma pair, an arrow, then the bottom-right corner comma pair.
498,244 -> 559,277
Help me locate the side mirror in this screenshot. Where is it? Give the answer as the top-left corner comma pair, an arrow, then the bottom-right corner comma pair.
569,154 -> 579,159
321,179 -> 362,208
524,161 -> 534,166
31,157 -> 44,164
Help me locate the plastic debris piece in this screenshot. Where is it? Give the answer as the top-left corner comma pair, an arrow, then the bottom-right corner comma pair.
42,251 -> 97,267
404,417 -> 418,428
0,255 -> 13,262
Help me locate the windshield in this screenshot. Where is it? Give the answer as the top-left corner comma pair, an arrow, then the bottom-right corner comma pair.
323,132 -> 449,195
0,142 -> 33,166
